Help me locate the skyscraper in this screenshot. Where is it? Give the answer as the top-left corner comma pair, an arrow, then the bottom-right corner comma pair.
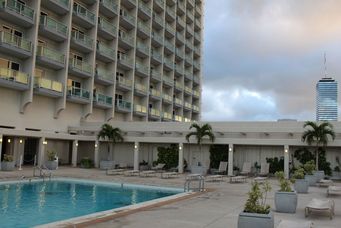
316,77 -> 338,121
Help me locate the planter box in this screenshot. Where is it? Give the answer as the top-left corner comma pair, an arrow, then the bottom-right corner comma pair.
100,160 -> 114,170
274,191 -> 297,213
305,174 -> 317,186
238,211 -> 274,228
313,170 -> 325,182
294,179 -> 309,193
1,161 -> 15,171
45,160 -> 58,170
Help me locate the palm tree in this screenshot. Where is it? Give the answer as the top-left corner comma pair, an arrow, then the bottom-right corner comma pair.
301,121 -> 335,170
186,123 -> 215,165
97,124 -> 124,160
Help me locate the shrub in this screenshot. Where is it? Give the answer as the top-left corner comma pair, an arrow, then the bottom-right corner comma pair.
244,181 -> 271,214
266,157 -> 284,174
80,157 -> 93,168
292,168 -> 305,181
334,166 -> 340,172
155,144 -> 178,169
139,160 -> 148,166
275,171 -> 293,192
3,154 -> 13,162
47,150 -> 56,161
209,145 -> 228,169
303,160 -> 315,175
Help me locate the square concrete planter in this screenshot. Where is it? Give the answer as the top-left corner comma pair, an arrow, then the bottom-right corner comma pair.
313,170 -> 325,182
294,179 -> 309,193
238,211 -> 274,228
274,191 -> 297,213
305,174 -> 317,186
1,161 -> 15,171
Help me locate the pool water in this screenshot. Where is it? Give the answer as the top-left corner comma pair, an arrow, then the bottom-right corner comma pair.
0,179 -> 179,227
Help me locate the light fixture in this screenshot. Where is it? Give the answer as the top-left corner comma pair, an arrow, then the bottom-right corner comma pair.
284,149 -> 288,153
179,146 -> 182,150
43,140 -> 47,145
76,143 -> 78,147
19,139 -> 23,144
0,138 -> 2,143
134,144 -> 138,149
7,139 -> 11,143
229,147 -> 232,152
95,143 -> 98,148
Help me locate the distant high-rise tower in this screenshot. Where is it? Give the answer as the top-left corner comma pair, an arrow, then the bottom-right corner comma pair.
316,77 -> 338,121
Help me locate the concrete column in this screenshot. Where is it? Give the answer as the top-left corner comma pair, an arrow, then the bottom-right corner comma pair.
284,145 -> 289,179
94,140 -> 99,168
0,135 -> 3,169
18,138 -> 24,170
38,137 -> 46,167
133,142 -> 139,171
178,143 -> 184,173
228,144 -> 234,176
72,140 -> 78,167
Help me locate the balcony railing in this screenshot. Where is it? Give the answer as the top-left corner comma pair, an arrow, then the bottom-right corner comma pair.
192,105 -> 199,112
163,76 -> 173,85
0,67 -> 29,84
98,17 -> 117,35
194,60 -> 200,69
118,55 -> 134,68
37,45 -> 65,64
184,118 -> 191,122
150,70 -> 161,80
57,0 -> 70,8
137,42 -> 150,54
165,23 -> 175,35
176,33 -> 185,42
96,68 -> 114,81
150,88 -> 161,97
193,90 -> 200,97
184,86 -> 192,94
195,18 -> 201,28
73,2 -> 95,24
119,33 -> 134,46
121,12 -> 135,25
139,1 -> 151,16
174,97 -> 183,105
149,108 -> 160,117
94,93 -> 113,105
0,0 -> 34,20
0,30 -> 31,52
71,30 -> 93,47
116,76 -> 132,87
166,6 -> 175,18
134,82 -> 148,93
135,62 -> 149,75
97,42 -> 115,58
162,112 -> 172,120
175,64 -> 184,74
177,17 -> 185,27
69,58 -> 93,74
67,86 -> 90,99
184,102 -> 192,109
137,21 -> 150,35
34,77 -> 63,92
134,104 -> 147,113
151,49 -> 162,60
174,115 -> 182,122
153,13 -> 163,26
164,39 -> 174,51
152,32 -> 163,44
176,48 -> 184,58
40,15 -> 68,37
154,0 -> 164,9
175,81 -> 183,90
162,93 -> 172,102
115,99 -> 132,110
100,0 -> 118,14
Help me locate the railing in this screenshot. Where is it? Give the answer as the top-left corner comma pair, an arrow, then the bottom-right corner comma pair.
37,45 -> 65,64
188,0 -> 195,6
150,70 -> 162,80
134,104 -> 147,113
193,75 -> 200,83
34,77 -> 63,92
174,115 -> 182,122
195,5 -> 202,15
153,13 -> 163,26
162,93 -> 172,102
100,0 -> 118,14
186,25 -> 194,35
137,21 -> 150,35
194,61 -> 200,69
184,86 -> 192,94
119,33 -> 134,46
194,46 -> 200,55
137,42 -> 150,54
152,32 -> 163,44
154,0 -> 164,8
139,1 -> 151,16
73,2 -> 95,24
162,112 -> 172,119
186,40 -> 194,50
164,39 -> 174,51
193,105 -> 200,111
121,11 -> 135,25
0,30 -> 31,52
96,68 -> 114,81
174,97 -> 183,105
164,58 -> 174,69
178,1 -> 185,11
184,102 -> 192,109
116,76 -> 132,87
118,55 -> 133,68
115,99 -> 131,110
195,32 -> 200,41
193,90 -> 200,97
195,18 -> 201,28
40,15 -> 68,37
175,81 -> 183,90
134,82 -> 148,93
69,58 -> 93,74
151,49 -> 162,60
135,62 -> 149,75
98,17 -> 117,35
71,30 -> 93,47
56,0 -> 69,8
149,108 -> 160,117
0,67 -> 29,84
175,64 -> 184,74
184,117 -> 191,122
165,23 -> 175,35
187,10 -> 194,21
185,55 -> 193,64
176,33 -> 185,42
97,42 -> 115,58
166,6 -> 176,18
0,0 -> 34,20
163,76 -> 173,85
150,88 -> 161,97
67,86 -> 90,99
94,93 -> 113,105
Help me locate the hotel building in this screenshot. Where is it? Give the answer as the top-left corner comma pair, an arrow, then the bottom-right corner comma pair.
316,77 -> 338,121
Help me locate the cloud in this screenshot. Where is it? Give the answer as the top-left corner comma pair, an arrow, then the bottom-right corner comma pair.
202,0 -> 341,121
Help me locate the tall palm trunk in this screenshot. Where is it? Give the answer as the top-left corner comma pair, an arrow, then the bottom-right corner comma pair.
199,143 -> 202,166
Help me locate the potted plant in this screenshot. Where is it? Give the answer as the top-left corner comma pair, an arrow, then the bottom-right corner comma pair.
1,154 -> 15,171
238,181 -> 273,228
45,150 -> 58,170
274,171 -> 297,213
80,157 -> 93,169
139,160 -> 149,170
292,168 -> 309,193
303,160 -> 317,186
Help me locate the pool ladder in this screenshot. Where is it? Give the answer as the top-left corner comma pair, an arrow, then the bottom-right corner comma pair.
33,165 -> 52,181
184,175 -> 205,192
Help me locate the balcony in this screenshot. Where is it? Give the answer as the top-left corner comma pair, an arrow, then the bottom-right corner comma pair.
41,0 -> 70,15
134,104 -> 147,116
185,71 -> 192,81
163,58 -> 174,71
137,21 -> 151,39
175,64 -> 184,76
176,16 -> 185,30
186,25 -> 194,37
93,93 -> 113,109
0,31 -> 32,59
151,49 -> 162,65
150,70 -> 162,82
39,15 -> 68,42
185,55 -> 193,66
174,81 -> 183,92
151,32 -> 163,47
115,99 -> 132,113
36,46 -> 65,70
194,32 -> 201,43
187,10 -> 194,23
184,117 -> 191,122
194,46 -> 200,57
99,0 -> 118,17
165,6 -> 175,21
195,4 -> 202,16
177,1 -> 185,15
173,97 -> 183,107
193,75 -> 200,85
194,18 -> 201,30
72,2 -> 95,29
175,48 -> 184,61
184,86 -> 192,95
136,42 -> 150,58
34,77 -> 63,98
116,76 -> 132,91
138,1 -> 151,19
134,82 -> 148,96
162,111 -> 172,121
193,60 -> 200,70
135,62 -> 149,77
117,55 -> 134,70
185,40 -> 194,51
192,104 -> 199,113
154,0 -> 164,11
152,13 -> 163,29
98,17 -> 117,40
0,67 -> 29,91
70,30 -> 94,53
184,101 -> 192,110
176,33 -> 185,46
162,76 -> 173,87
118,33 -> 134,49
149,88 -> 161,100
162,93 -> 172,104
188,0 -> 195,8
96,42 -> 115,63
95,68 -> 114,85
67,86 -> 90,104
192,89 -> 200,98
68,58 -> 93,78
120,12 -> 135,30
0,0 -> 34,27
173,115 -> 182,122
149,108 -> 161,119
165,23 -> 175,38
164,39 -> 174,54
122,0 -> 136,9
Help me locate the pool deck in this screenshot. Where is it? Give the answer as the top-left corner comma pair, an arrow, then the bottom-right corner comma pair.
1,166 -> 341,228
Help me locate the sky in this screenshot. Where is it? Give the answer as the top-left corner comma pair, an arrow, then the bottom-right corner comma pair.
202,0 -> 341,121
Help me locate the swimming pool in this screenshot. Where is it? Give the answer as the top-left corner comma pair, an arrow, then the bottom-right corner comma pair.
0,178 -> 183,228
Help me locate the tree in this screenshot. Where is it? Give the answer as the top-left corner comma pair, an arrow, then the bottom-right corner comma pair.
301,121 -> 335,170
97,124 -> 124,160
186,123 -> 215,165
